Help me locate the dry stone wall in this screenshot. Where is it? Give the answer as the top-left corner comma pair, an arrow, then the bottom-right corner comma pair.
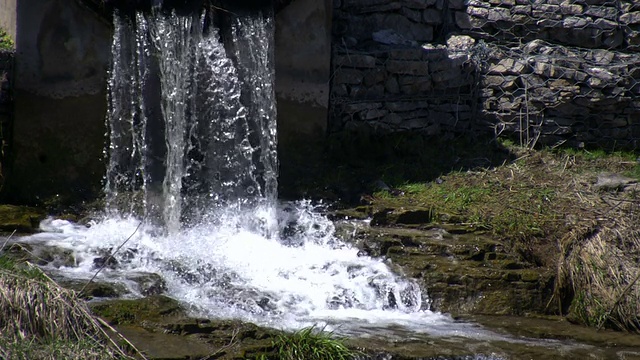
330,0 -> 640,150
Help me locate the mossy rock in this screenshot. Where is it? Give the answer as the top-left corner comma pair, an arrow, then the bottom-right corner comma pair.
59,279 -> 128,299
90,295 -> 185,325
0,205 -> 46,233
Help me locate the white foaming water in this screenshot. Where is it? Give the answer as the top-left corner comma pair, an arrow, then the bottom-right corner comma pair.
20,201 -> 478,337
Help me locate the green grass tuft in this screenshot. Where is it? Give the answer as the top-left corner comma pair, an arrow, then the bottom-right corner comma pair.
256,326 -> 358,360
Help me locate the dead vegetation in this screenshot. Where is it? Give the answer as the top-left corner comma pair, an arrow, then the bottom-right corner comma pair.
0,254 -> 139,360
367,142 -> 640,331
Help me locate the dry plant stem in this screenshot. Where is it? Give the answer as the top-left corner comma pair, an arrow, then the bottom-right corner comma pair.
597,269 -> 640,332
0,229 -> 16,253
96,317 -> 149,360
80,220 -> 144,295
200,327 -> 240,360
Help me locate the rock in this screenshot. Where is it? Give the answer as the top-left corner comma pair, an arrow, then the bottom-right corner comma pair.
127,272 -> 168,296
372,29 -> 415,46
447,35 -> 476,54
0,205 -> 46,233
59,279 -> 127,299
593,173 -> 637,191
386,60 -> 429,75
334,54 -> 377,68
90,295 -> 185,325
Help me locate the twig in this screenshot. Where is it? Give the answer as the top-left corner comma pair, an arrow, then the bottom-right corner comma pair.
200,327 -> 241,359
0,229 -> 16,253
96,317 -> 149,360
597,268 -> 640,331
80,220 -> 144,294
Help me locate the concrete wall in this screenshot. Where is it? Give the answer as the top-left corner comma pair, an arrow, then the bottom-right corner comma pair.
275,0 -> 332,151
0,50 -> 13,193
0,0 -> 334,204
0,0 -> 17,40
1,0 -> 111,204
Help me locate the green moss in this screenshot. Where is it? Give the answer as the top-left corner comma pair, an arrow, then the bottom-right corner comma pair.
90,295 -> 185,325
0,28 -> 13,50
0,205 -> 46,233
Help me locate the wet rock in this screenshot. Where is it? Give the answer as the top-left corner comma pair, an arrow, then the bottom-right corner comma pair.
58,279 -> 127,299
339,224 -> 552,316
371,207 -> 435,226
0,205 -> 46,233
127,272 -> 167,296
90,295 -> 185,325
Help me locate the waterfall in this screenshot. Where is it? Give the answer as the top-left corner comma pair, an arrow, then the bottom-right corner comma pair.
22,4 -> 435,335
105,7 -> 277,232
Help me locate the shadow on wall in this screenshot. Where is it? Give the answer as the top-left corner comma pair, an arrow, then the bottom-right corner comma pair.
328,0 -> 640,164
1,0 -> 111,206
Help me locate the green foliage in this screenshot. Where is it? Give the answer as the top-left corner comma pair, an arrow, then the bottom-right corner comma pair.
0,28 -> 14,50
255,326 -> 358,360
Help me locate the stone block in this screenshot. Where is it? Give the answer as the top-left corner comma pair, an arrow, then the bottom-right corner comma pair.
385,101 -> 425,112
432,69 -> 466,84
487,58 -> 527,75
388,48 -> 425,60
343,0 -> 390,8
593,18 -> 618,30
455,11 -> 472,29
385,77 -> 401,93
363,68 -> 387,86
344,102 -> 383,113
401,7 -> 423,22
334,68 -> 364,84
584,6 -> 618,20
381,113 -> 403,125
386,60 -> 430,75
334,54 -> 377,68
446,35 -> 476,52
399,75 -> 432,92
482,75 -> 518,90
512,5 -> 532,14
398,75 -> 432,85
403,0 -> 438,9
361,108 -> 389,120
487,7 -> 512,22
399,108 -> 430,119
423,9 -> 443,24
333,84 -> 349,97
620,12 -> 640,25
432,103 -> 472,113
359,2 -> 403,12
560,2 -> 583,15
447,0 -> 466,9
401,118 -> 429,130
430,54 -> 467,72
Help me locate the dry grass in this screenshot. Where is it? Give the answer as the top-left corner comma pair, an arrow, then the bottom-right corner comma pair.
0,260 -> 136,360
370,142 -> 640,331
552,202 -> 640,331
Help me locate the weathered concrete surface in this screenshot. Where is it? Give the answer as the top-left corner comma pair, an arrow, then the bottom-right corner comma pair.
0,0 -> 17,40
2,0 -> 110,204
0,0 -> 334,204
275,0 -> 332,150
